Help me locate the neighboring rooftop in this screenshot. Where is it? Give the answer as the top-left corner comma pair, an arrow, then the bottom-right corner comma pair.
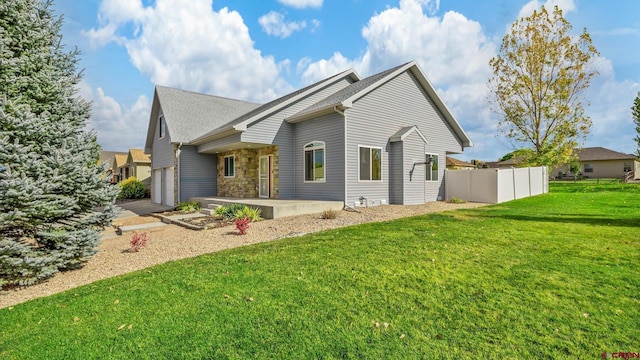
99,150 -> 127,169
575,147 -> 636,161
446,156 -> 475,168
129,149 -> 151,163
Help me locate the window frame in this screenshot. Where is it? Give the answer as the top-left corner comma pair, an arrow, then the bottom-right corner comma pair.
358,145 -> 383,182
303,141 -> 326,183
425,153 -> 439,182
624,162 -> 632,172
223,155 -> 235,178
583,163 -> 594,173
159,115 -> 165,139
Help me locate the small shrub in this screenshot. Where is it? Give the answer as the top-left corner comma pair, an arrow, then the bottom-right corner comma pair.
176,201 -> 201,212
448,197 -> 467,204
235,206 -> 262,222
235,217 -> 251,235
129,232 -> 149,252
118,177 -> 147,199
321,209 -> 339,219
213,203 -> 246,220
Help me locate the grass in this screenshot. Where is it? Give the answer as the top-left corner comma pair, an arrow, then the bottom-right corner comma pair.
1,182 -> 639,358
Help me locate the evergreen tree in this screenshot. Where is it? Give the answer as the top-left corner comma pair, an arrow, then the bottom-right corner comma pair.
0,0 -> 119,287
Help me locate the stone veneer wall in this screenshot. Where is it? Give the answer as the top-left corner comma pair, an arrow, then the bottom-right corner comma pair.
216,146 -> 279,198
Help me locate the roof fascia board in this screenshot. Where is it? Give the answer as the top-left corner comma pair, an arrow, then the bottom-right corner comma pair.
192,69 -> 360,144
286,104 -> 350,123
144,87 -> 161,153
390,126 -> 429,144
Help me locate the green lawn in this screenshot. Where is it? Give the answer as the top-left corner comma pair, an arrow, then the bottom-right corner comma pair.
1,182 -> 638,359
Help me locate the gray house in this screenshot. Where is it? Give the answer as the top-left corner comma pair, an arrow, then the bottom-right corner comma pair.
144,61 -> 472,207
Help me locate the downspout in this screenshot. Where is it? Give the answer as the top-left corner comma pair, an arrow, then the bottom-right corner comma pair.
334,105 -> 347,207
176,142 -> 183,204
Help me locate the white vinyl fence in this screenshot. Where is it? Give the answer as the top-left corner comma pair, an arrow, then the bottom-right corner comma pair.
445,166 -> 548,204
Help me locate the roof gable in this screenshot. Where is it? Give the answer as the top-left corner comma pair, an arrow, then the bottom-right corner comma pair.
113,153 -> 128,168
288,61 -> 472,148
389,125 -> 428,144
128,148 -> 151,163
191,68 -> 360,145
144,86 -> 261,151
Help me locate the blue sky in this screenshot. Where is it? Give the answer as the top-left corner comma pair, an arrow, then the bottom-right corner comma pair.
54,0 -> 640,161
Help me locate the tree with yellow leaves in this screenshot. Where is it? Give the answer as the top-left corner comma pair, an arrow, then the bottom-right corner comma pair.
488,6 -> 599,168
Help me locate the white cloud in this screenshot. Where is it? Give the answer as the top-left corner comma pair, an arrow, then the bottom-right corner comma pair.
517,0 -> 576,19
259,11 -> 307,38
277,0 -> 323,9
298,52 -> 363,85
298,0 -> 494,85
85,0 -> 292,103
80,81 -> 151,152
297,0 -> 497,160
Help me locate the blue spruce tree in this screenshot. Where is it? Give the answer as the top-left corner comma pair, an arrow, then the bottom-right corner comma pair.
0,0 -> 119,287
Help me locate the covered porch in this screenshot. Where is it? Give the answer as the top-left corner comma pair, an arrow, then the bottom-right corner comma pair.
190,197 -> 344,219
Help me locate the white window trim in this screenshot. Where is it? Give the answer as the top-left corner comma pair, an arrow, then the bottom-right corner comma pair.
158,115 -> 165,140
358,145 -> 383,182
303,141 -> 326,183
425,152 -> 439,182
223,155 -> 235,178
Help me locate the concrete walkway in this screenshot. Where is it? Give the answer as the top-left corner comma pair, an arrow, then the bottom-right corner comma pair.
116,199 -> 175,217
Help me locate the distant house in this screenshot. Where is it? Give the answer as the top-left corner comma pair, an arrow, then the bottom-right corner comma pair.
144,61 -> 472,206
112,153 -> 128,182
112,149 -> 151,183
551,147 -> 639,180
446,156 -> 475,170
126,149 -> 151,183
100,150 -> 127,183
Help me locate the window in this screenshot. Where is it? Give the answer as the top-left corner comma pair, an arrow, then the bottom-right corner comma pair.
584,163 -> 593,173
224,155 -> 235,178
304,142 -> 325,182
159,115 -> 165,139
359,146 -> 382,181
624,162 -> 632,172
425,153 -> 439,181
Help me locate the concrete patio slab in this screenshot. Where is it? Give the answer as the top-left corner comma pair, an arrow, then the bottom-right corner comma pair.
116,199 -> 174,216
190,197 -> 343,219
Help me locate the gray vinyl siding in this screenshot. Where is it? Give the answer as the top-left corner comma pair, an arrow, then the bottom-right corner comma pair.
389,142 -> 403,204
294,112 -> 345,201
241,77 -> 355,200
152,109 -> 176,169
346,70 -> 462,204
178,146 -> 217,202
402,132 -> 427,204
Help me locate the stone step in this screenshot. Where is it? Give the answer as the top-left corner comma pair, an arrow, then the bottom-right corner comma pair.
200,208 -> 216,216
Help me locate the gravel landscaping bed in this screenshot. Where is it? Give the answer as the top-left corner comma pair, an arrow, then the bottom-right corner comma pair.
1,201 -> 485,308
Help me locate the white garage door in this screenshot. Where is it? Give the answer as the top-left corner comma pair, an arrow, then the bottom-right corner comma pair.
152,169 -> 162,204
163,167 -> 174,206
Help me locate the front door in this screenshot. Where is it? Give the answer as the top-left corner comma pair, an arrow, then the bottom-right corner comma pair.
259,155 -> 271,198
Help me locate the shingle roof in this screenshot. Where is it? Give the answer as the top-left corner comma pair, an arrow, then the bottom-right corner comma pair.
99,151 -> 127,169
155,86 -> 261,143
389,125 -> 428,144
113,153 -> 128,168
576,147 -> 636,161
287,61 -> 472,148
291,63 -> 408,119
192,68 -> 358,143
446,156 -> 475,167
129,148 -> 151,163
